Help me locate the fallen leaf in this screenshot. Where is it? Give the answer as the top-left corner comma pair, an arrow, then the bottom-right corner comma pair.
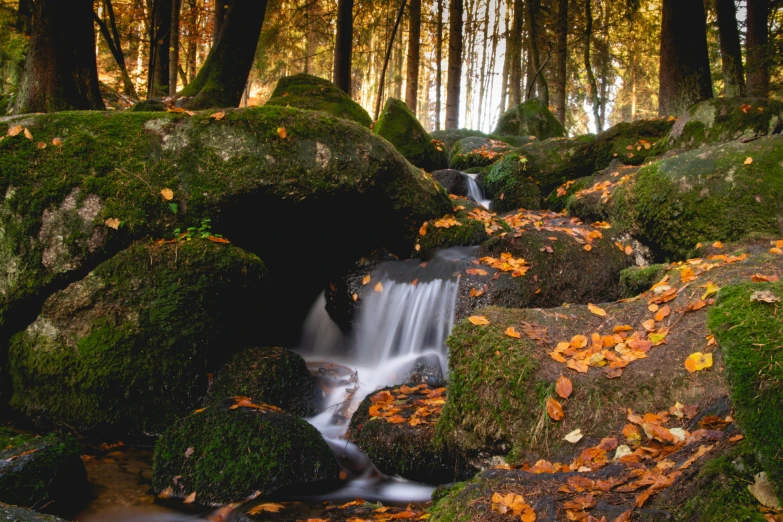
654,305 -> 671,322
744,157 -> 753,165
374,282 -> 383,293
583,244 -> 593,252
469,315 -> 490,326
564,429 -> 583,443
419,224 -> 427,236
206,236 -> 230,244
588,303 -> 607,316
183,491 -> 196,504
749,472 -> 782,510
352,293 -> 358,302
729,434 -> 745,442
362,275 -> 371,285
23,128 -> 32,140
684,352 -> 713,373
751,274 -> 780,282
104,218 -> 121,230
210,110 -> 226,120
160,188 -> 174,200
701,282 -> 720,300
505,326 -> 522,339
712,241 -> 724,248
556,375 -> 573,399
277,127 -> 287,138
7,125 -> 22,137
157,486 -> 174,499
52,138 -> 62,146
546,396 -> 564,421
642,319 -> 656,331
751,290 -> 781,303
247,503 -> 286,515
36,142 -> 46,149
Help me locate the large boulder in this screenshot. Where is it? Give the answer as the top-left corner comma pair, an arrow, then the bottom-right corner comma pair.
0,107 -> 451,351
374,98 -> 448,171
478,152 -> 544,213
448,137 -> 512,171
578,118 -> 674,169
430,129 -> 488,151
432,169 -> 470,197
0,430 -> 87,512
664,97 -> 783,152
413,198 -> 508,257
264,73 -> 372,128
207,347 -> 321,416
8,239 -> 266,436
152,399 -> 339,505
494,98 -> 566,139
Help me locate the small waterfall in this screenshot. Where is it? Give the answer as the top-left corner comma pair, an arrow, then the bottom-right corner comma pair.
463,172 -> 492,209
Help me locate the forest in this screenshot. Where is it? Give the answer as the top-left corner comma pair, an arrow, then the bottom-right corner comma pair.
1,1 -> 783,522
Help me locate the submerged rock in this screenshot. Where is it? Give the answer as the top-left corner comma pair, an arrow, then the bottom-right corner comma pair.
9,240 -> 266,436
448,137 -> 511,171
264,73 -> 372,128
495,98 -> 566,139
374,98 -> 448,171
152,399 -> 339,505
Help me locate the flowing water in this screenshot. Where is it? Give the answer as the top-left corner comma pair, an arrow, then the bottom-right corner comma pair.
464,173 -> 491,209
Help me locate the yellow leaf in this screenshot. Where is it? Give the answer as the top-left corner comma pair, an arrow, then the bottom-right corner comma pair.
183,491 -> 196,504
684,352 -> 713,373
160,188 -> 174,200
701,282 -> 720,300
468,315 -> 490,326
505,326 -> 521,338
7,125 -> 22,137
374,282 -> 383,293
352,293 -> 358,302
247,503 -> 285,515
362,275 -> 371,285
744,157 -> 753,165
588,303 -> 607,316
23,128 -> 32,140
277,127 -> 287,139
104,218 -> 121,230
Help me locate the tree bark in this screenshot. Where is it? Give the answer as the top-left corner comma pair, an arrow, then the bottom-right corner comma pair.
555,0 -> 568,124
509,0 -> 523,106
213,0 -> 227,44
498,7 -> 510,118
715,0 -> 745,97
94,0 -> 139,98
445,0 -> 463,129
374,0 -> 408,120
525,0 -> 548,105
435,0 -> 444,130
658,0 -> 713,116
179,0 -> 269,109
147,0 -> 172,98
15,0 -> 105,113
746,0 -> 770,97
169,0 -> 181,96
16,0 -> 32,35
405,0 -> 421,113
333,0 -> 354,95
584,0 -> 601,130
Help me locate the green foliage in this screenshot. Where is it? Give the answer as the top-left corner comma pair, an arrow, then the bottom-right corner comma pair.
619,264 -> 667,297
173,218 -> 222,241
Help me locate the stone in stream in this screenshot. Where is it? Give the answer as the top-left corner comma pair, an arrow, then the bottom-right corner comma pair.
152,399 -> 340,505
494,98 -> 566,139
8,240 -> 266,437
373,98 -> 449,172
432,169 -> 470,197
478,151 -> 545,213
448,137 -> 512,171
0,429 -> 87,512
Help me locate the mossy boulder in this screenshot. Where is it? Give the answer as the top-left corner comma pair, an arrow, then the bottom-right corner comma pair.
708,282 -> 783,498
432,170 -> 469,197
264,73 -> 372,128
374,98 -> 448,171
347,384 -> 471,484
207,347 -> 321,416
448,137 -> 511,171
494,98 -> 566,139
477,153 -> 543,213
0,503 -> 69,522
8,240 -> 266,436
664,97 -> 783,151
0,429 -> 87,511
0,107 -> 450,350
579,118 -> 674,170
619,264 -> 667,298
430,129 -> 488,151
414,198 -> 508,257
152,401 -> 339,505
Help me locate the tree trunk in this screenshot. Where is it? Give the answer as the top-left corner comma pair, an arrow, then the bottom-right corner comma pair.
509,0 -> 523,106
16,0 -> 32,35
405,0 -> 421,113
435,0 -> 443,130
179,0 -> 269,109
374,0 -> 408,120
148,0 -> 172,98
498,6 -> 510,118
715,0 -> 745,97
746,0 -> 770,97
94,0 -> 139,98
658,0 -> 713,116
524,0 -> 548,104
445,0 -> 463,129
584,0 -> 601,130
555,0 -> 567,124
15,0 -> 105,113
333,0 -> 354,95
213,0 -> 227,44
169,0 -> 181,96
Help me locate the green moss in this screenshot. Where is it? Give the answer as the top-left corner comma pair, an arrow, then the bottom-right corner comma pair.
374,98 -> 448,172
585,118 -> 674,170
448,137 -> 511,171
478,153 -> 543,213
152,403 -> 339,504
264,73 -> 372,128
494,99 -> 566,139
9,240 -> 266,436
544,176 -> 592,213
207,347 -> 321,416
0,503 -> 69,522
619,264 -> 667,298
414,200 -> 509,257
430,129 -> 488,151
708,282 -> 783,498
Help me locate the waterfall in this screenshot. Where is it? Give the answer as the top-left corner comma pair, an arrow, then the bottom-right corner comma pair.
463,173 -> 492,209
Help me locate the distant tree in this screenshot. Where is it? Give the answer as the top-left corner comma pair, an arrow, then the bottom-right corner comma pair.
584,0 -> 601,130
405,0 -> 421,114
14,0 -> 105,113
508,0 -> 522,106
715,0 -> 745,97
554,0 -> 568,124
169,0 -> 181,95
333,0 -> 354,95
746,0 -> 770,97
445,0 -> 463,129
434,0 -> 444,130
374,0 -> 408,120
94,0 -> 139,98
524,0 -> 548,105
148,0 -> 172,98
658,0 -> 713,116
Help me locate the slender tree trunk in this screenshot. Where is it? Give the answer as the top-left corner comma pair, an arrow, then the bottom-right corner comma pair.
169,0 -> 181,95
509,0 -> 523,106
185,0 -> 198,83
148,0 -> 172,98
658,0 -> 713,116
498,5 -> 510,117
179,0 -> 269,109
333,0 -> 354,95
475,0 -> 490,128
555,0 -> 567,124
435,0 -> 444,130
15,0 -> 105,113
715,0 -> 746,97
213,0 -> 226,44
481,0 -> 499,130
584,0 -> 601,130
445,0 -> 463,129
16,0 -> 32,35
597,2 -> 610,130
94,0 -> 139,98
374,0 -> 408,120
393,33 -> 404,99
464,0 -> 477,127
746,0 -> 770,97
524,0 -> 548,104
405,0 -> 421,113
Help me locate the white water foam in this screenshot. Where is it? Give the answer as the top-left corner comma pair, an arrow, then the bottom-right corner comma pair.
464,172 -> 492,209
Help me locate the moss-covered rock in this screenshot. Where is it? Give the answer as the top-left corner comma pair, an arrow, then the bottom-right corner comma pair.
414,198 -> 508,257
8,239 -> 266,436
152,400 -> 339,505
708,282 -> 783,498
579,118 -> 674,170
494,98 -> 566,139
477,153 -> 543,213
347,384 -> 471,484
207,347 -> 321,416
129,99 -> 165,112
664,97 -> 783,151
0,107 -> 451,352
0,429 -> 87,511
430,129 -> 488,151
0,503 -> 69,522
619,264 -> 667,298
448,137 -> 511,171
374,98 -> 448,172
264,73 -> 372,128
432,170 -> 469,197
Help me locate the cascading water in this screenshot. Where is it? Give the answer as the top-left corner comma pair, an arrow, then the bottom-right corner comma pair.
297,247 -> 477,503
463,173 -> 492,209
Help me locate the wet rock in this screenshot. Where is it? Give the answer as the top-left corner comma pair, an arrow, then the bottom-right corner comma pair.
478,151 -> 544,213
432,169 -> 470,197
495,98 -> 566,139
578,118 -> 674,170
398,353 -> 445,385
8,240 -> 266,437
207,347 -> 322,416
0,504 -> 68,522
152,399 -> 339,505
374,98 -> 448,171
264,73 -> 372,128
413,198 -> 507,257
430,129 -> 489,151
449,137 -> 512,171
0,430 -> 87,511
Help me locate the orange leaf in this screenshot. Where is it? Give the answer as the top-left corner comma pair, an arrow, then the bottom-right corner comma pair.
7,125 -> 22,137
23,128 -> 32,140
104,218 -> 121,230
210,110 -> 226,120
567,359 -> 589,373
583,244 -> 593,252
546,396 -> 564,421
277,127 -> 287,138
505,326 -> 521,338
744,157 -> 753,165
207,236 -> 230,244
654,305 -> 671,322
52,138 -> 62,146
160,188 -> 174,200
556,375 -> 573,399
361,274 -> 371,285
588,303 -> 607,316
374,282 -> 384,293
469,315 -> 490,326
183,491 -> 196,504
